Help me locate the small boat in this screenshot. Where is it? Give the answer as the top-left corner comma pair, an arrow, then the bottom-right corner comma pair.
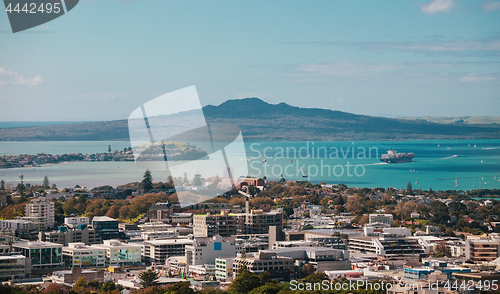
302,167 -> 308,178
481,160 -> 484,163
261,155 -> 266,163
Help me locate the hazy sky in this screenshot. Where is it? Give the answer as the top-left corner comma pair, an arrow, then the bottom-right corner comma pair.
0,0 -> 499,121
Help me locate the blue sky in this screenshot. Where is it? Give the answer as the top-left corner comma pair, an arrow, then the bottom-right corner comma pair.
0,0 -> 499,121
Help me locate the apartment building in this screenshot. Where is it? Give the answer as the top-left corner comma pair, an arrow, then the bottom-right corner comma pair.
237,209 -> 283,235
24,197 -> 55,228
193,211 -> 239,237
64,217 -> 89,227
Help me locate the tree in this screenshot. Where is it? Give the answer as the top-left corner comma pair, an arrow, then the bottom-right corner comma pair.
301,263 -> 315,278
140,170 -> 153,193
0,180 -> 4,190
42,175 -> 50,188
106,205 -> 119,219
229,269 -> 262,294
51,183 -> 57,190
302,272 -> 329,284
407,181 -> 413,193
164,281 -> 194,294
139,269 -> 159,288
429,242 -> 452,258
193,173 -> 203,186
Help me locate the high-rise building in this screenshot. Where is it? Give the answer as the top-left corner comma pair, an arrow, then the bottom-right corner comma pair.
24,197 -> 55,228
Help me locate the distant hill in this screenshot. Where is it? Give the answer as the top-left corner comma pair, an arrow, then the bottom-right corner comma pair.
398,116 -> 500,125
1,98 -> 500,141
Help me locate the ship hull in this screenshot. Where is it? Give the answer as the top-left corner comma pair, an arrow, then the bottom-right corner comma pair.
380,157 -> 414,163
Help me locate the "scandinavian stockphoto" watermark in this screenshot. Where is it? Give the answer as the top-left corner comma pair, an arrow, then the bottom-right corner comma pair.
249,142 -> 379,179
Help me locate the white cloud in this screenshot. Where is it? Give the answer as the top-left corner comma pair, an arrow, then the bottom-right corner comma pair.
483,1 -> 500,11
0,67 -> 43,87
298,39 -> 500,56
295,62 -> 415,77
419,0 -> 454,14
459,73 -> 498,82
73,93 -> 126,100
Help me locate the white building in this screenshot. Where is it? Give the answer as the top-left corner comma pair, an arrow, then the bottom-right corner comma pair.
24,197 -> 55,228
93,240 -> 142,266
215,257 -> 235,281
62,242 -> 105,268
64,217 -> 89,228
368,214 -> 393,227
185,235 -> 242,266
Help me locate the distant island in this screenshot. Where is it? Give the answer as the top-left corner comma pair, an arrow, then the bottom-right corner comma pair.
0,142 -> 208,169
1,98 -> 500,141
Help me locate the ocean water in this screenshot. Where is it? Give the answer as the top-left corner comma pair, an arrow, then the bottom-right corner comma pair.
0,121 -> 86,129
0,139 -> 499,191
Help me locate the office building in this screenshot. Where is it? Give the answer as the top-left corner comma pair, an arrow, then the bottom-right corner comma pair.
93,240 -> 142,266
92,216 -> 120,240
62,243 -> 105,268
12,241 -> 63,270
143,238 -> 194,264
0,219 -> 41,241
233,251 -> 294,281
0,255 -> 26,281
466,239 -> 500,263
263,247 -> 351,273
185,235 -> 242,265
39,225 -> 101,246
349,235 -> 425,256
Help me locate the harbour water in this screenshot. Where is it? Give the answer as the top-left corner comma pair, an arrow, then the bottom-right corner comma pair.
0,139 -> 499,191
